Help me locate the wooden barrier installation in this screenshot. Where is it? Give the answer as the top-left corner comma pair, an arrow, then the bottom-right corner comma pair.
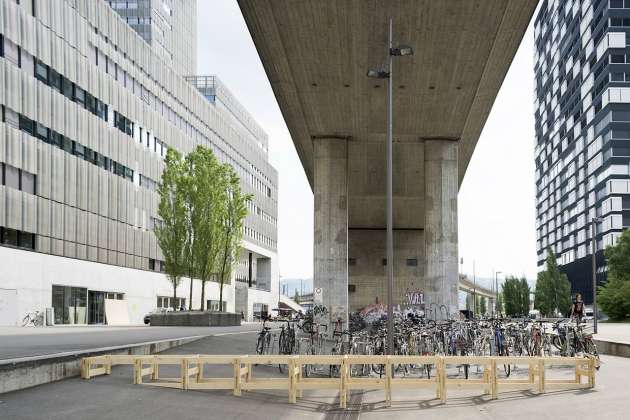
81,354 -> 597,408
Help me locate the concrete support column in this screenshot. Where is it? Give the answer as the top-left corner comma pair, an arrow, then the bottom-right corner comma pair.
424,140 -> 458,319
313,138 -> 348,330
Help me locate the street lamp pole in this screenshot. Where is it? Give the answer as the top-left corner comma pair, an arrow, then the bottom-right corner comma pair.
385,19 -> 394,356
591,217 -> 602,334
367,19 -> 413,355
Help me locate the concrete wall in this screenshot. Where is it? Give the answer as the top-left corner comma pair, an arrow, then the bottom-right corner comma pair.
348,229 -> 424,313
0,238 -> 278,325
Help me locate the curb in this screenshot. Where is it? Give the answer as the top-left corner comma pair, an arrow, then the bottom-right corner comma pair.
0,335 -> 207,394
593,339 -> 630,358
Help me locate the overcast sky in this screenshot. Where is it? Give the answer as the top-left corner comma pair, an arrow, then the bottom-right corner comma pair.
197,1 -> 538,282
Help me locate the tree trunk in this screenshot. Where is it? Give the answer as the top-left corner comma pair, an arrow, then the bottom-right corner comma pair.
173,278 -> 178,310
200,280 -> 206,311
188,268 -> 194,311
219,278 -> 224,312
219,246 -> 229,312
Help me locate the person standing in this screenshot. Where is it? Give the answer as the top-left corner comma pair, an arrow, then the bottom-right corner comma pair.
570,293 -> 585,324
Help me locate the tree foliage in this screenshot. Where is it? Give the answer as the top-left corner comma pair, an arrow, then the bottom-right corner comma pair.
216,168 -> 251,312
155,149 -> 188,309
502,276 -> 530,317
534,249 -> 572,317
156,145 -> 250,311
599,230 -> 630,320
496,291 -> 504,315
477,295 -> 487,316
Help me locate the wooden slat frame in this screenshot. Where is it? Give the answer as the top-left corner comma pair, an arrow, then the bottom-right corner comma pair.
81,354 -> 597,406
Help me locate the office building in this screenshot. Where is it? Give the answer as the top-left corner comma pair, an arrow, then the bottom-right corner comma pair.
534,0 -> 630,303
0,0 -> 278,325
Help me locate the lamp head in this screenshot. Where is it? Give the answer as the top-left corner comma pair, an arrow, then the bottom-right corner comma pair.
366,68 -> 390,79
391,45 -> 414,56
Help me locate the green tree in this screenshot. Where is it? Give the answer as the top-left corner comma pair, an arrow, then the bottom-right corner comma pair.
534,249 -> 572,317
187,146 -> 225,311
502,276 -> 519,316
599,230 -> 630,320
496,291 -> 504,315
519,278 -> 531,315
155,149 -> 188,309
216,166 -> 251,312
477,295 -> 487,316
293,290 -> 300,304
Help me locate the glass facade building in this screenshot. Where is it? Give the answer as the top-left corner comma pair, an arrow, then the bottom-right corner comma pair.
534,0 -> 630,303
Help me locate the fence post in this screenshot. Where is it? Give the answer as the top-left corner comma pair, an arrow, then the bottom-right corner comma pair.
340,356 -> 347,409
181,358 -> 189,390
588,356 -> 595,388
80,358 -> 88,379
151,357 -> 158,381
233,358 -> 241,396
385,357 -> 392,407
439,357 -> 446,403
105,355 -> 112,375
537,359 -> 545,393
490,358 -> 497,399
134,359 -> 142,385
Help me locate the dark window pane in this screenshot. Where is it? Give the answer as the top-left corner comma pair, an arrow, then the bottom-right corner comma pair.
2,228 -> 18,246
49,69 -> 62,92
74,143 -> 85,159
35,60 -> 48,82
611,54 -> 625,63
18,232 -> 35,249
35,123 -> 49,141
63,78 -> 73,99
74,86 -> 85,105
19,115 -> 33,134
149,258 -> 155,270
63,137 -> 74,153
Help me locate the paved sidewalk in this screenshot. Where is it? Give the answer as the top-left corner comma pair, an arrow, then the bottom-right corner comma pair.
1,331 -> 629,419
0,324 -> 267,361
594,322 -> 630,344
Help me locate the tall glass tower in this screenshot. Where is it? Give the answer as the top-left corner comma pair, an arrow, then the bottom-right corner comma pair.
534,0 -> 630,303
108,0 -> 197,76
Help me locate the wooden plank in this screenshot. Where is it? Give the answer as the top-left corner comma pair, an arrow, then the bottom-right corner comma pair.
196,356 -> 239,364
242,380 -> 289,390
140,367 -> 154,377
346,378 -> 387,387
188,379 -> 234,390
90,367 -> 107,377
141,382 -> 183,389
296,355 -> 344,364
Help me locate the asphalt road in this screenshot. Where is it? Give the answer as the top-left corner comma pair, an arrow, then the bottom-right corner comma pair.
1,331 -> 629,419
0,324 -> 266,361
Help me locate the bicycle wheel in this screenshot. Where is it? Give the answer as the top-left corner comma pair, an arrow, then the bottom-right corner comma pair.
278,330 -> 287,354
21,315 -> 31,327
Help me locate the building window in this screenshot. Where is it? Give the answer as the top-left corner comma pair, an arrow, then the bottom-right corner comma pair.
207,300 -> 227,312
21,171 -> 36,194
0,34 -> 4,57
149,258 -> 155,270
4,165 -> 19,189
406,258 -> 418,267
35,60 -> 48,83
157,296 -> 186,310
0,227 -> 35,250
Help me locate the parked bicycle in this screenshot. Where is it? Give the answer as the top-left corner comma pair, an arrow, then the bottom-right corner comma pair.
22,310 -> 44,327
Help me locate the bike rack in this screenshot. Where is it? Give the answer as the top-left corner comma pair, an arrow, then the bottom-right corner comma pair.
81,354 -> 597,408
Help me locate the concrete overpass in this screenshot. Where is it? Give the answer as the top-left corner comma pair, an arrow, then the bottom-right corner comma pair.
238,0 -> 537,324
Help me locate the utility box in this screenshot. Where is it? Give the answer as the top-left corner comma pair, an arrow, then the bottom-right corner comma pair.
45,307 -> 55,326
